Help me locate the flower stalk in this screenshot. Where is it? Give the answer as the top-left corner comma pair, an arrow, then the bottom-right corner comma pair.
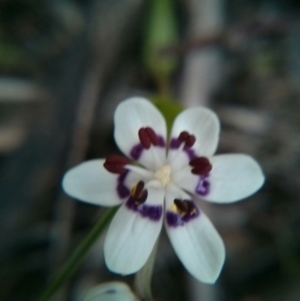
38,207 -> 118,301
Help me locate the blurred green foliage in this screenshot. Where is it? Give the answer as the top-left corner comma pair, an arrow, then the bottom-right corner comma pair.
0,40 -> 22,69
143,0 -> 178,85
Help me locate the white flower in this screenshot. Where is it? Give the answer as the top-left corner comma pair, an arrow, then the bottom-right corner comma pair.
63,97 -> 264,284
83,282 -> 138,301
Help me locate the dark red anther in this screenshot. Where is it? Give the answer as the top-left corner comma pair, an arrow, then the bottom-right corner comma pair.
131,181 -> 148,204
185,135 -> 196,147
177,131 -> 196,148
103,155 -> 130,174
138,127 -> 158,149
191,165 -> 212,175
138,128 -> 151,149
189,156 -> 212,175
189,157 -> 210,166
145,127 -> 158,146
178,131 -> 189,142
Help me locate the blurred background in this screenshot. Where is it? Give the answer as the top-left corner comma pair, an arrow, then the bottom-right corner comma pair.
0,0 -> 300,300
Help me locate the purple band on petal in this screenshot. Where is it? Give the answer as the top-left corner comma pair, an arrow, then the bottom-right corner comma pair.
126,197 -> 162,221
117,171 -> 130,199
169,138 -> 181,149
195,175 -> 210,196
166,211 -> 184,226
166,205 -> 200,227
130,136 -> 166,160
183,148 -> 197,160
157,135 -> 166,147
130,144 -> 144,160
169,138 -> 197,160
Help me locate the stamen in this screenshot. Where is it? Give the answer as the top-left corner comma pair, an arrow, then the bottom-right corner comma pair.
173,199 -> 197,216
138,128 -> 151,149
130,181 -> 148,205
131,181 -> 145,198
185,201 -> 197,215
177,131 -> 196,148
189,156 -> 212,175
174,198 -> 188,213
190,157 -> 209,166
178,131 -> 189,142
138,127 -> 158,149
145,127 -> 158,145
185,135 -> 196,147
103,155 -> 130,174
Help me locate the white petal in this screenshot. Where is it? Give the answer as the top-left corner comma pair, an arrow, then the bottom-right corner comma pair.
124,165 -> 154,188
114,97 -> 167,170
166,211 -> 225,283
83,282 -> 137,301
62,159 -> 123,206
173,154 -> 265,203
169,107 -> 220,158
104,186 -> 164,274
207,154 -> 265,202
164,186 -> 225,283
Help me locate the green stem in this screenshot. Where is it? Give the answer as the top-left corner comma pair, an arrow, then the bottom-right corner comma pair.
38,207 -> 118,301
156,74 -> 171,98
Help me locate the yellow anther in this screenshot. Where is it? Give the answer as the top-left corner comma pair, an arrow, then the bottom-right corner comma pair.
130,185 -> 137,197
171,203 -> 185,216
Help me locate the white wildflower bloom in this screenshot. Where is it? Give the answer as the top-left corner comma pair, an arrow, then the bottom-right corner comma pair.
63,97 -> 264,283
83,282 -> 138,301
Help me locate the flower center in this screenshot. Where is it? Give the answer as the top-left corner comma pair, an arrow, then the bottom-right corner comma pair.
154,165 -> 172,187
